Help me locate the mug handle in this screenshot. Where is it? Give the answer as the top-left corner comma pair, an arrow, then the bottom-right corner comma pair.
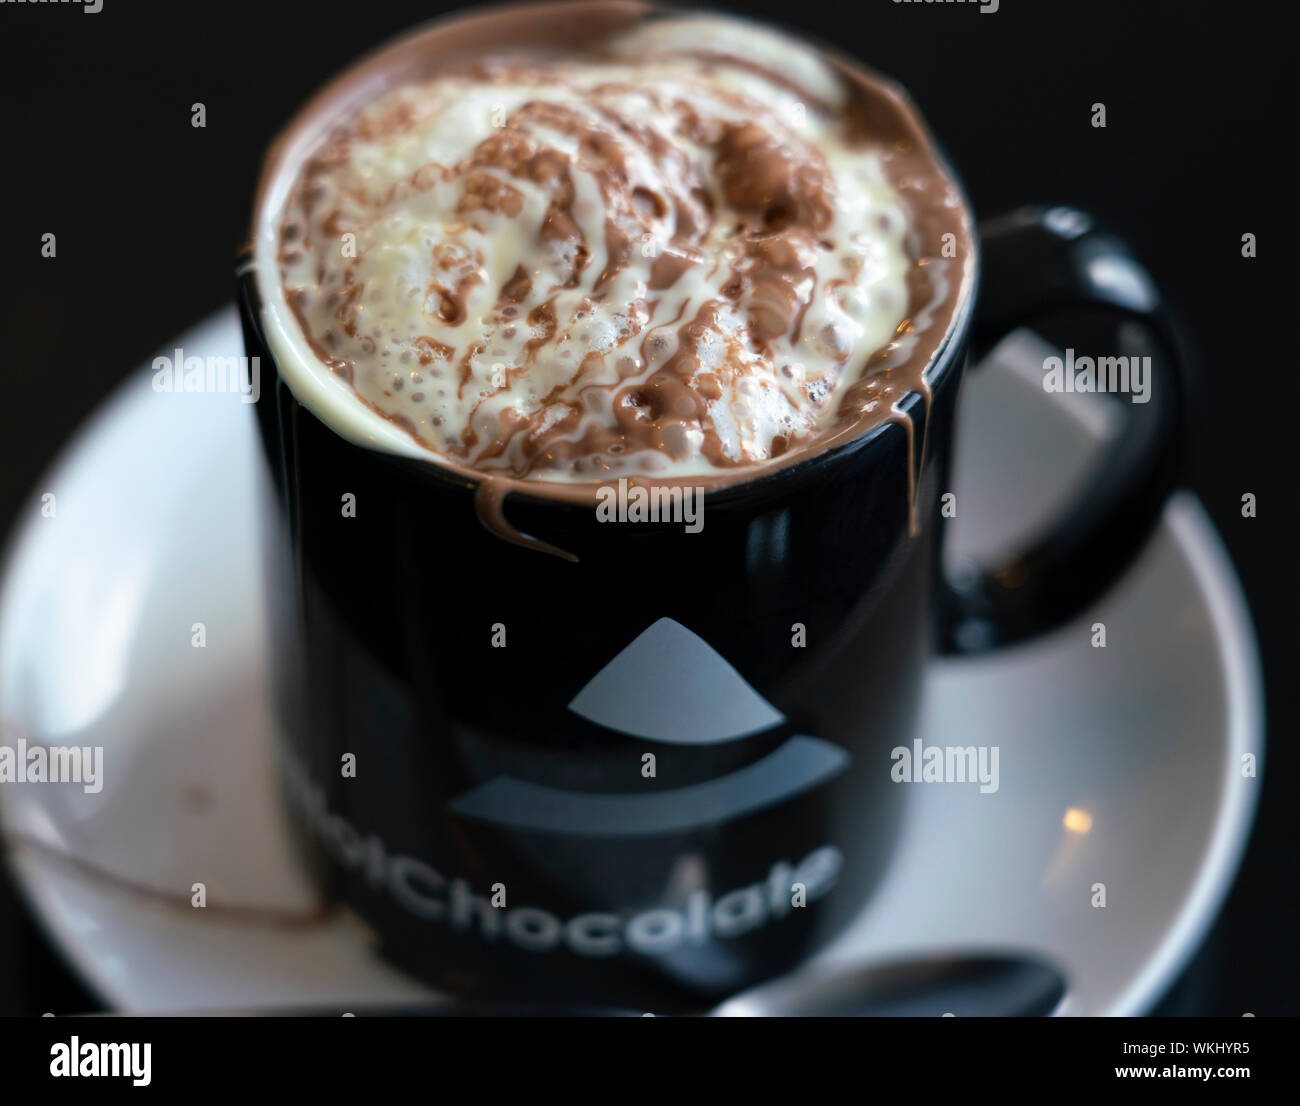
936,206 -> 1188,654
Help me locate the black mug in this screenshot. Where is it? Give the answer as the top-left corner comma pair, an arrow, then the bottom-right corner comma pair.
240,23 -> 1184,1013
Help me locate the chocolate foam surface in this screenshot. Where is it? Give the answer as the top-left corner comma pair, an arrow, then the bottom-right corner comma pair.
258,4 -> 975,501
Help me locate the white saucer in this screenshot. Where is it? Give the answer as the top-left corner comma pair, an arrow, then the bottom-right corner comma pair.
0,309 -> 1264,1015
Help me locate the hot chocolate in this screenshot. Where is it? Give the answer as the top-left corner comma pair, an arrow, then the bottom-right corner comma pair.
255,4 -> 974,491
242,2 -> 1184,1010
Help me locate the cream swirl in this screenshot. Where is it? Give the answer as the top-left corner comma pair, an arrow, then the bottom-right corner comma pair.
276,18 -> 919,481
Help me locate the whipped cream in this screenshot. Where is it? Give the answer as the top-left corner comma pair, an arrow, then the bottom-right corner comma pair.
264,17 -> 934,483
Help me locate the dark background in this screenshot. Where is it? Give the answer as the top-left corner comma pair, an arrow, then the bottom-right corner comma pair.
0,0 -> 1293,1015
